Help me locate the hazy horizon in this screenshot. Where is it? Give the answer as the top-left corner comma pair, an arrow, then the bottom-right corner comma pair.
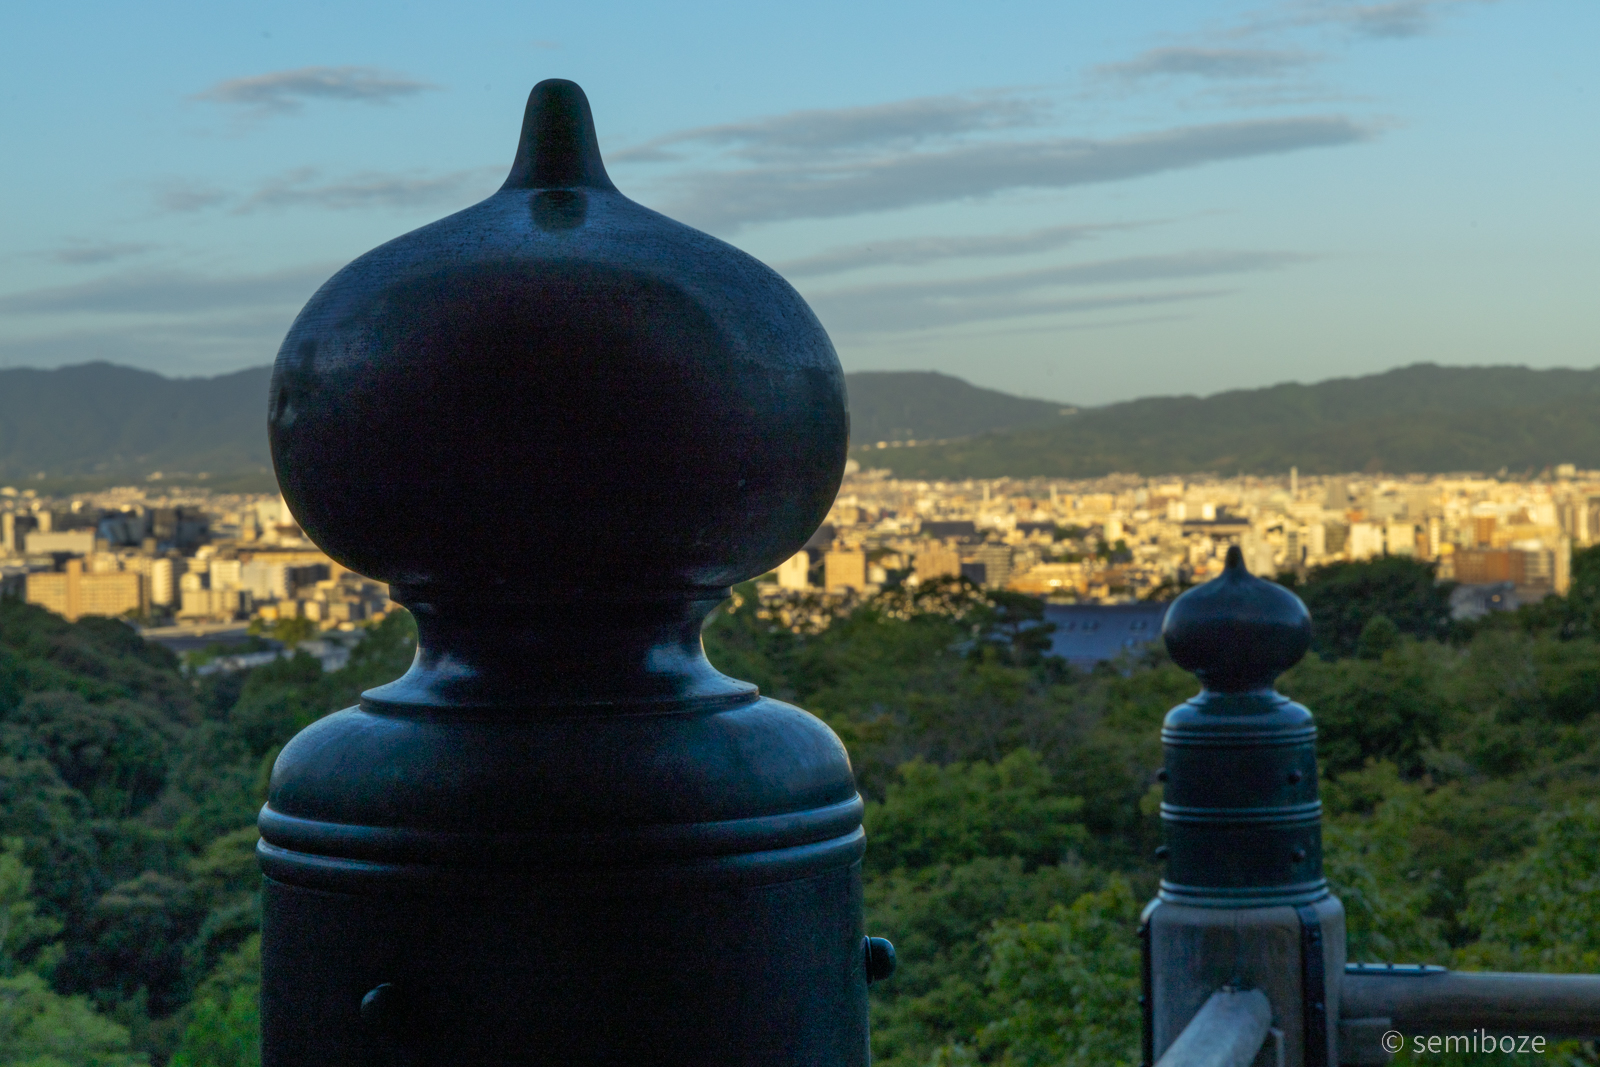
2,1 -> 1595,406
12,357 -> 1600,413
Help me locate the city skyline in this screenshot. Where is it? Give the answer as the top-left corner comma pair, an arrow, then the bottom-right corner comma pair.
1,1 -> 1596,405
2,465 -> 1587,630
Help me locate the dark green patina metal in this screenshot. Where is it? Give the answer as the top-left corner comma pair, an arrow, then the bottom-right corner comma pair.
1158,546 -> 1325,907
258,80 -> 885,1067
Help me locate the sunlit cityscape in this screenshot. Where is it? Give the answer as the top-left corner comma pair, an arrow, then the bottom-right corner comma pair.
3,462 -> 1589,643
783,461 -> 1587,615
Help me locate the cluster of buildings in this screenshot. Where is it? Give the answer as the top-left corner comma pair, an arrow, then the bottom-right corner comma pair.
2,462 -> 1592,645
773,461 -> 1590,617
0,485 -> 390,631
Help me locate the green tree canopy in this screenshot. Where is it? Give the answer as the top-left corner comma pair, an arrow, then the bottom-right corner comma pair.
864,751 -> 1084,875
1281,557 -> 1452,658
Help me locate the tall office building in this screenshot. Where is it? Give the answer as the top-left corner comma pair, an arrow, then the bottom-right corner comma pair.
242,560 -> 290,601
775,551 -> 810,591
210,558 -> 244,592
913,544 -> 961,583
150,558 -> 175,607
824,549 -> 867,592
1348,523 -> 1384,561
1385,522 -> 1418,557
24,530 -> 95,555
970,544 -> 1014,589
26,559 -> 144,621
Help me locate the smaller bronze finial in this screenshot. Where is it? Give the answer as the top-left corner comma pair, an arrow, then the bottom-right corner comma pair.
1162,544 -> 1313,692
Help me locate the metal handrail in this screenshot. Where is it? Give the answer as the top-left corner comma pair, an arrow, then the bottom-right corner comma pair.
1156,988 -> 1278,1067
1342,965 -> 1600,1037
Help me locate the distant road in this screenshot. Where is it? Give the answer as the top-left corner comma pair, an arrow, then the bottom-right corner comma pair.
140,621 -> 251,638
139,621 -> 253,653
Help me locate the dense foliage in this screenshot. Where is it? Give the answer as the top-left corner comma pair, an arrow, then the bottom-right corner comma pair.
4,552 -> 1600,1064
1278,556 -> 1454,658
0,600 -> 418,1065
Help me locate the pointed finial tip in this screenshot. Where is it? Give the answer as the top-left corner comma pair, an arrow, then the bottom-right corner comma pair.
503,78 -> 616,192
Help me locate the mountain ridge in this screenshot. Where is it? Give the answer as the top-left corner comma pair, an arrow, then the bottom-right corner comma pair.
0,362 -> 274,486
864,363 -> 1600,479
5,361 -> 1600,486
843,370 -> 1069,444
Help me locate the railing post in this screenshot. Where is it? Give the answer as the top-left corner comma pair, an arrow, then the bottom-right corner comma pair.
257,79 -> 883,1066
1144,546 -> 1345,1066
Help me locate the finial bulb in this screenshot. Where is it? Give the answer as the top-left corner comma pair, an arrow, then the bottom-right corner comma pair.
1162,544 -> 1311,692
269,77 -> 844,605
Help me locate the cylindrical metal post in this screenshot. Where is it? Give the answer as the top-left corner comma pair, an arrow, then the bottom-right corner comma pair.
257,80 -> 882,1066
1145,547 -> 1345,1067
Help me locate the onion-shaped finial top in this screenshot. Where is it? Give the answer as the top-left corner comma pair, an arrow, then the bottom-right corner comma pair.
1162,546 -> 1311,692
268,80 -> 846,607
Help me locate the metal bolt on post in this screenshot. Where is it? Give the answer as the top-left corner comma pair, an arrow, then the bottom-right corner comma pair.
1144,546 -> 1344,1067
257,80 -> 890,1066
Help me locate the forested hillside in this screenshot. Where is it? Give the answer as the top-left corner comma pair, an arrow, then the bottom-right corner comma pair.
7,558 -> 1600,1064
0,364 -> 275,489
0,606 -> 418,1065
843,371 -> 1069,445
0,364 -> 1070,490
20,360 -> 1600,490
866,363 -> 1600,479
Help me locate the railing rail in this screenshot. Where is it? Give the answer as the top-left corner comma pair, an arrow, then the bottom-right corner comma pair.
1155,988 -> 1278,1067
1342,965 -> 1600,1036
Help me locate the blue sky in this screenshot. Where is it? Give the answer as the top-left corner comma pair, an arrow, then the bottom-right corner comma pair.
0,0 -> 1594,405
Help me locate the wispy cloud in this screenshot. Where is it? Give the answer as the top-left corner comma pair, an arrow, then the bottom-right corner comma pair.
806,250 -> 1304,333
658,116 -> 1369,230
45,242 -> 158,266
615,92 -> 1049,164
193,66 -> 438,114
155,182 -> 230,213
152,167 -> 495,215
0,265 -> 332,316
816,288 -> 1225,335
1096,46 -> 1317,81
1339,0 -> 1480,38
1271,0 -> 1498,40
235,166 -> 497,212
823,249 -> 1305,303
0,265 -> 337,373
776,223 -> 1132,278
